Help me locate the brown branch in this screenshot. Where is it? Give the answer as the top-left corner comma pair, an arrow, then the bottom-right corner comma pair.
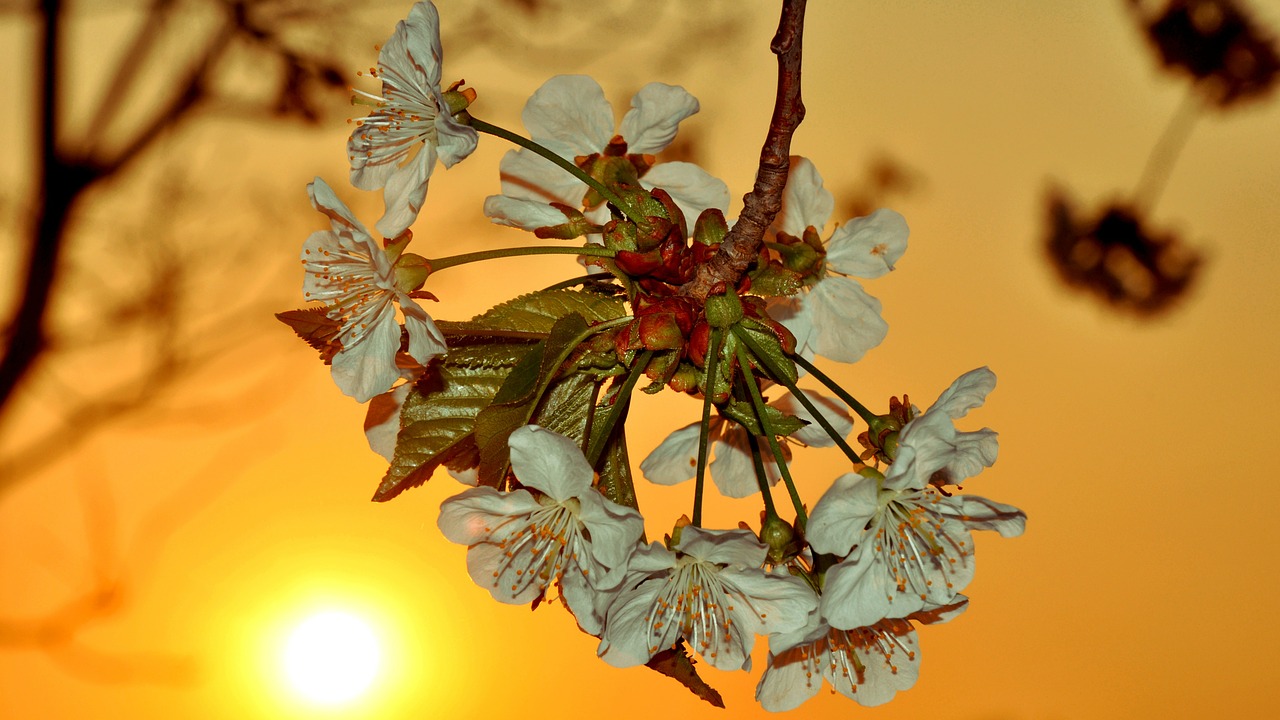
679,0 -> 807,301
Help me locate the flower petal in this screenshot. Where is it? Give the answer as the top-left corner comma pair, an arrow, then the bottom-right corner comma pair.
938,495 -> 1027,538
400,296 -> 448,365
929,366 -> 996,420
825,208 -> 909,279
329,303 -> 402,402
576,492 -> 644,576
364,383 -> 411,461
308,177 -> 371,238
522,75 -> 614,158
617,82 -> 700,155
483,195 -> 577,231
639,422 -> 703,486
819,543 -> 901,629
777,156 -> 833,237
771,389 -> 852,447
676,526 -> 767,568
709,428 -> 782,499
806,472 -> 880,557
798,276 -> 888,363
437,486 -> 540,546
640,161 -> 730,229
507,425 -> 594,501
375,144 -> 434,238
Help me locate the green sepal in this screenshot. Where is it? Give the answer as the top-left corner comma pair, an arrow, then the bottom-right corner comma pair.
734,322 -> 799,386
748,262 -> 805,298
718,400 -> 807,438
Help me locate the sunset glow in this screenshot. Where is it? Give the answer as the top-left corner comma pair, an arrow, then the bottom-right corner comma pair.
281,611 -> 382,705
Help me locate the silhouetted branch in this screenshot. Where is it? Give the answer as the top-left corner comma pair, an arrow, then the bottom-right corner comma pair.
680,0 -> 807,301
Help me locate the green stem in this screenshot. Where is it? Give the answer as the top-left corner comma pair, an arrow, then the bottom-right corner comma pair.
586,350 -> 654,467
428,245 -> 615,273
692,328 -> 723,528
736,343 -> 807,532
732,327 -> 863,465
790,352 -> 877,425
541,273 -> 619,293
745,434 -> 779,521
470,117 -> 648,227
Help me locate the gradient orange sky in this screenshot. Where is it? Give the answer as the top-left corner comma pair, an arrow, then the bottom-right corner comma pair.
3,1 -> 1279,718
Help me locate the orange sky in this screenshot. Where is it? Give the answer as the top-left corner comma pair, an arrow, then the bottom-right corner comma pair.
4,1 -> 1280,718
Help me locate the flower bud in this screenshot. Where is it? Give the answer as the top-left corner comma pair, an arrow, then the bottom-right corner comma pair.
393,252 -> 431,293
759,516 -> 797,564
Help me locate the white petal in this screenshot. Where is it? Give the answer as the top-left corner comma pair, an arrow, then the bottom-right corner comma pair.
720,567 -> 817,637
777,156 -> 833,237
819,545 -> 902,630
639,422 -> 702,486
806,472 -> 880,557
434,113 -> 479,168
364,384 -> 411,461
375,144 -> 434,238
329,304 -> 402,402
676,526 -> 766,568
617,82 -> 699,155
756,648 -> 823,711
483,195 -> 577,232
576,492 -> 644,575
825,208 -> 909,279
597,580 -> 667,668
640,162 -> 730,229
400,297 -> 447,365
802,276 -> 888,363
308,177 -> 370,238
497,148 -> 587,207
389,2 -> 444,91
437,486 -> 540,546
465,541 -> 544,604
940,495 -> 1027,537
507,425 -> 594,501
708,428 -> 779,498
522,75 -> 614,159
839,623 -> 920,706
929,367 -> 996,420
771,389 -> 852,447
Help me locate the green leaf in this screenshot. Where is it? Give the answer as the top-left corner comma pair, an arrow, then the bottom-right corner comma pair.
734,322 -> 799,385
644,642 -> 724,708
718,400 -> 808,438
748,263 -> 805,298
372,361 -> 510,502
445,288 -> 626,334
276,307 -> 341,363
474,313 -> 592,487
531,373 -> 596,444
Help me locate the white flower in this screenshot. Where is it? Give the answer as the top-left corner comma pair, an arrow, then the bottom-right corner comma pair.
766,157 -> 908,364
755,598 -> 968,711
640,390 -> 852,498
806,369 -> 1025,629
349,1 -> 478,238
437,425 -> 644,635
597,526 -> 816,671
301,177 -> 446,403
483,75 -> 729,232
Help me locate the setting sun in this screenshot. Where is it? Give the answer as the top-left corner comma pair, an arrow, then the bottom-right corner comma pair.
281,610 -> 382,705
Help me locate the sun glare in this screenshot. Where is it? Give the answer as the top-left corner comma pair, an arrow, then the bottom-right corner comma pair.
282,610 -> 382,705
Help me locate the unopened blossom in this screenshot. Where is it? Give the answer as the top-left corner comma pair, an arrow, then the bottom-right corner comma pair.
766,157 -> 908,364
806,368 -> 1025,629
755,598 -> 967,711
349,1 -> 478,238
301,177 -> 446,403
640,389 -> 852,498
484,75 -> 729,232
438,425 -> 644,635
598,526 -> 815,671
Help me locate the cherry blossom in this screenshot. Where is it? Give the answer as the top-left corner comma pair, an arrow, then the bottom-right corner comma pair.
437,426 -> 644,635
301,177 -> 446,403
755,598 -> 967,711
766,157 -> 908,363
483,75 -> 729,232
806,369 -> 1025,629
597,526 -> 815,671
349,1 -> 478,238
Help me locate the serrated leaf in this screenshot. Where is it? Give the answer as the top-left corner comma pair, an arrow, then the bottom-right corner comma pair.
276,307 -> 341,363
474,314 -> 592,487
531,373 -> 596,443
460,288 -> 627,334
718,400 -> 807,438
644,643 -> 724,708
372,361 -> 510,502
444,342 -> 534,370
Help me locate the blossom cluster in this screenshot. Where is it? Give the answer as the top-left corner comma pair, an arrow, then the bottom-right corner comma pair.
280,1 -> 1025,710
